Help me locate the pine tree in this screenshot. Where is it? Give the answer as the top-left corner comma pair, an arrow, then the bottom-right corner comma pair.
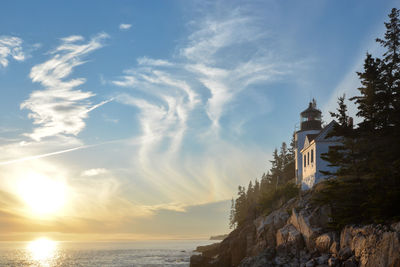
315,9 -> 400,227
288,133 -> 296,163
233,186 -> 247,227
376,8 -> 400,129
254,179 -> 260,202
351,54 -> 383,131
375,8 -> 400,178
229,198 -> 236,229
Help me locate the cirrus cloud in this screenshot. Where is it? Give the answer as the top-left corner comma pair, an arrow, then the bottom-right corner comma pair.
21,33 -> 110,141
109,6 -> 299,207
0,36 -> 25,68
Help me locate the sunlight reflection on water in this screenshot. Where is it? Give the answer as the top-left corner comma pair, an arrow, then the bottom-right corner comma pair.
27,238 -> 58,266
0,239 -> 216,266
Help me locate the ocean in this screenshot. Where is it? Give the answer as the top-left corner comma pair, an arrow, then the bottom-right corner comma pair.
0,239 -> 216,267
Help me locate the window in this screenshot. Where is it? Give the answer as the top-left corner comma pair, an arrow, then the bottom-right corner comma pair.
311,149 -> 314,163
307,152 -> 309,165
304,155 -> 306,167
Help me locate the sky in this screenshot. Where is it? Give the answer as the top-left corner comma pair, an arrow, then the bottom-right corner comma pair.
0,0 -> 397,241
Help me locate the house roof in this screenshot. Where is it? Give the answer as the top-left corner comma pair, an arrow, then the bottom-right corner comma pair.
306,134 -> 319,142
300,120 -> 338,153
313,120 -> 337,142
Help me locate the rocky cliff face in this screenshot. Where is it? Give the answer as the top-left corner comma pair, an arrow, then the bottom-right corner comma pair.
190,190 -> 400,267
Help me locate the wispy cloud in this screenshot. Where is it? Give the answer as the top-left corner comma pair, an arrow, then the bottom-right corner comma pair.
20,33 -> 110,141
81,168 -> 108,177
139,202 -> 187,213
61,35 -> 84,43
113,66 -> 200,153
109,5 -> 295,206
119,23 -> 132,31
0,36 -> 25,67
182,11 -> 292,129
113,7 -> 296,145
137,57 -> 173,67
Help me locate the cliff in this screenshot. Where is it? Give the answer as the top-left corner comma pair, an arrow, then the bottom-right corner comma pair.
190,186 -> 400,267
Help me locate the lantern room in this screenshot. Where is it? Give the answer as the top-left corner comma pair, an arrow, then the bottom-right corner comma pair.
300,99 -> 322,131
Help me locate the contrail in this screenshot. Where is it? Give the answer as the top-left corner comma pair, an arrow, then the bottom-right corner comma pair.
0,137 -> 137,166
0,145 -> 92,166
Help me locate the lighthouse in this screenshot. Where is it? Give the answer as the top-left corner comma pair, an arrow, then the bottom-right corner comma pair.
294,99 -> 322,185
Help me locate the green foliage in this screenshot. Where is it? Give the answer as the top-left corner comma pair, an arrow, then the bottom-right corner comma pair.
229,140 -> 297,228
314,8 -> 400,229
313,176 -> 400,230
260,182 -> 299,215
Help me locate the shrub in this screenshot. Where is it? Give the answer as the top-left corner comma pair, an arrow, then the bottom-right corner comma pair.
260,181 -> 299,215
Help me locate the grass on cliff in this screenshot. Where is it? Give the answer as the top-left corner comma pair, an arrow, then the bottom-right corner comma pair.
260,181 -> 299,216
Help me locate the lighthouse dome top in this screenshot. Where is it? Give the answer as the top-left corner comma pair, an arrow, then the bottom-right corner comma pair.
299,99 -> 322,131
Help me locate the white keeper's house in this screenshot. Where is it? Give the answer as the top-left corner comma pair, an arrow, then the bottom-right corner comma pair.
294,100 -> 340,190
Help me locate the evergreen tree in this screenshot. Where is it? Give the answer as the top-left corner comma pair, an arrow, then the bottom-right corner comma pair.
229,136 -> 297,228
279,142 -> 288,167
376,8 -> 400,129
229,198 -> 236,229
315,9 -> 400,228
376,8 -> 400,178
254,179 -> 260,202
351,54 -> 383,131
288,133 -> 296,163
320,95 -> 360,177
233,186 -> 247,226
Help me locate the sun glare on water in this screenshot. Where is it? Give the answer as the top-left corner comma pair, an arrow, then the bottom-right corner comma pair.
27,238 -> 58,263
18,172 -> 67,216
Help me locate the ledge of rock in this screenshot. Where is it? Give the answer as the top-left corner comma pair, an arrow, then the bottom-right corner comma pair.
190,189 -> 400,267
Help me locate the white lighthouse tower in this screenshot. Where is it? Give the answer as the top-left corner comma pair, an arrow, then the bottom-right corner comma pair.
294,99 -> 322,185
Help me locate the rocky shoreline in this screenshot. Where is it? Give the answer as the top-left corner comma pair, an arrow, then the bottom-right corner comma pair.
190,188 -> 400,267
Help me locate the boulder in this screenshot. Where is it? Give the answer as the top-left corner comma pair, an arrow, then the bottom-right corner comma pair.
391,222 -> 400,232
315,233 -> 333,254
255,209 -> 289,236
254,209 -> 290,248
315,254 -> 329,265
327,256 -> 338,267
351,232 -> 367,259
299,250 -> 312,265
338,247 -> 352,261
342,256 -> 358,267
276,224 -> 304,248
276,223 -> 305,259
340,225 -> 354,249
238,248 -> 275,267
329,241 -> 339,256
339,223 -> 400,267
305,259 -> 316,267
289,208 -> 321,250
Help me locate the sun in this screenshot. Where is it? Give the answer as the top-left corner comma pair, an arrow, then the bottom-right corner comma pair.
18,172 -> 67,216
